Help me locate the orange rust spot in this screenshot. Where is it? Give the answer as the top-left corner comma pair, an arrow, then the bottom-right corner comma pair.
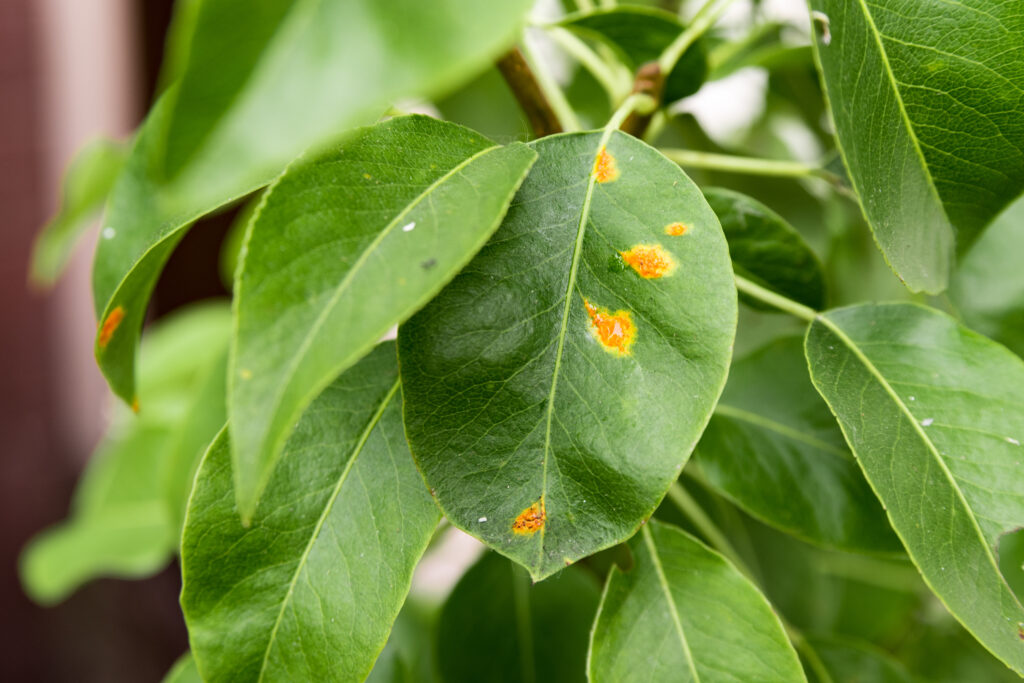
584,299 -> 635,356
664,222 -> 688,236
131,397 -> 140,414
593,147 -> 619,183
620,244 -> 676,279
97,306 -> 125,349
513,498 -> 546,535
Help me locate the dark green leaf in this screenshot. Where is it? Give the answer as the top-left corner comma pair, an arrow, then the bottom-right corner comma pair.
588,520 -> 805,682
30,138 -> 126,286
20,303 -> 230,604
952,195 -> 1024,358
230,115 -> 536,520
697,337 -> 899,553
163,653 -> 202,683
181,342 -> 440,683
895,614 -> 1022,683
704,187 -> 826,310
809,637 -> 914,683
161,0 -> 534,190
366,600 -> 439,683
808,0 -> 1024,293
437,552 -> 598,683
707,22 -> 812,82
560,7 -> 707,102
399,129 -> 736,579
805,302 -> 1024,673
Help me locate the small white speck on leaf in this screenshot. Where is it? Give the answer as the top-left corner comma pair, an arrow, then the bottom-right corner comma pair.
102,227 -> 116,239
402,221 -> 416,232
478,516 -> 487,523
921,418 -> 934,427
1007,437 -> 1021,446
909,396 -> 916,401
812,10 -> 832,46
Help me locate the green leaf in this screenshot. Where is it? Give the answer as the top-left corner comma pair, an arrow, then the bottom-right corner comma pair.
951,194 -> 1024,358
19,303 -> 230,605
588,520 -> 806,682
181,342 -> 440,683
704,187 -> 826,311
808,0 -> 1024,293
93,0 -> 535,407
230,115 -> 536,521
160,0 -> 534,192
163,653 -> 202,683
30,138 -> 126,286
809,637 -> 914,683
399,129 -> 736,580
696,336 -> 899,553
437,552 -> 599,683
804,302 -> 1024,673
560,7 -> 707,102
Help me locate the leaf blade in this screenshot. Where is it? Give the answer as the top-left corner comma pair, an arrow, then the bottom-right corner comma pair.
229,115 -> 537,520
805,302 -> 1024,673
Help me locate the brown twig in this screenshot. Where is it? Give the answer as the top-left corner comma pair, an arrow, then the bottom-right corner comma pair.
620,61 -> 664,138
496,47 -> 563,138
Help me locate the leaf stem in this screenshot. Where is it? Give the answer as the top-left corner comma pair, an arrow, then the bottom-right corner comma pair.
658,0 -> 740,75
606,92 -> 657,132
545,27 -> 631,103
734,274 -> 818,322
497,46 -> 566,137
661,148 -> 825,179
520,35 -> 583,133
575,0 -> 595,11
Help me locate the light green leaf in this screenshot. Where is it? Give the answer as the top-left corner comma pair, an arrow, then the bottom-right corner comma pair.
93,0 -> 534,406
230,115 -> 536,521
30,138 -> 126,286
588,520 -> 806,682
181,342 -> 440,683
163,653 -> 202,683
804,302 -> 1024,673
808,0 -> 1024,293
399,129 -> 736,580
951,194 -> 1024,358
19,303 -> 230,605
697,336 -> 899,553
704,187 -> 826,311
437,552 -> 598,683
160,0 -> 534,195
560,7 -> 707,102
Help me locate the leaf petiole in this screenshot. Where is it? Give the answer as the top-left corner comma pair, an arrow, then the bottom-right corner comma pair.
658,0 -> 740,75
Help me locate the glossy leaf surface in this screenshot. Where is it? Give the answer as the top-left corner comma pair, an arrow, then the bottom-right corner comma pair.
952,194 -> 1024,358
181,343 -> 439,683
163,653 -> 202,683
704,187 -> 826,310
399,130 -> 736,579
588,520 -> 805,682
30,138 -> 126,286
20,303 -> 230,604
231,115 -> 536,520
805,303 -> 1024,673
560,7 -> 707,102
161,0 -> 534,194
437,552 -> 598,683
809,0 -> 1024,293
697,337 -> 898,553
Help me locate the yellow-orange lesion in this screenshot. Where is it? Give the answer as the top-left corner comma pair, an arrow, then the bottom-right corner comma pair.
593,147 -> 619,183
620,244 -> 676,279
584,299 -> 635,356
664,222 -> 688,236
97,305 -> 125,349
513,497 -> 546,535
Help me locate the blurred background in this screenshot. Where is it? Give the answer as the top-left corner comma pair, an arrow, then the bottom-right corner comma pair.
0,1 -> 238,679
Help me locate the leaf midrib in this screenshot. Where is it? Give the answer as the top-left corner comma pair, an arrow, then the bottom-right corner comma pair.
817,314 -> 1005,584
850,0 -> 948,220
256,378 -> 400,682
642,526 -> 701,682
240,142 -> 502,508
537,127 -> 620,571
